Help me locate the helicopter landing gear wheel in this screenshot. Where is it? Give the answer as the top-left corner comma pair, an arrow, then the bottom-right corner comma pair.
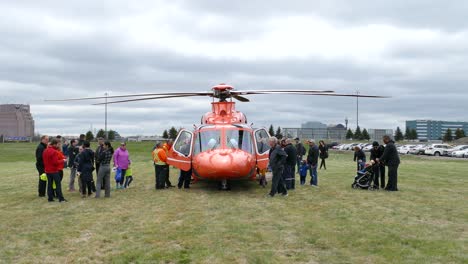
219,179 -> 231,191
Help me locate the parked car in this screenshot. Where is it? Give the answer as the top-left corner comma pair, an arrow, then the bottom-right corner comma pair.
452,149 -> 468,158
424,144 -> 451,156
398,145 -> 416,155
446,145 -> 468,157
408,144 -> 426,155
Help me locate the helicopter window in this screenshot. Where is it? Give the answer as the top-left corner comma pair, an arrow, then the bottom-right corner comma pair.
255,129 -> 271,154
173,131 -> 192,157
225,129 -> 253,154
193,130 -> 221,154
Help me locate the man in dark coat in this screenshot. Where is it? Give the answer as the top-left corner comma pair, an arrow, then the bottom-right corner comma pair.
95,137 -> 105,190
35,135 -> 49,197
377,135 -> 400,191
267,137 -> 288,197
282,138 -> 297,190
294,138 -> 306,172
370,141 -> 385,189
307,139 -> 319,186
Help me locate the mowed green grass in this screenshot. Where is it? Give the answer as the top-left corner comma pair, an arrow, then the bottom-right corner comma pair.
0,142 -> 466,263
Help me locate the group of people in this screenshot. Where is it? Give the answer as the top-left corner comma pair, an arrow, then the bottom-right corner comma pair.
353,135 -> 400,191
267,137 -> 329,197
35,134 -> 133,202
151,139 -> 192,190
35,132 -> 400,202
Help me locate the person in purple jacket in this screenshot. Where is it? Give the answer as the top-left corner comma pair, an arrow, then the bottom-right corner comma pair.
113,142 -> 131,189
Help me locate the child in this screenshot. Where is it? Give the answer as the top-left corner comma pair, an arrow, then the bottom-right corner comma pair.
123,166 -> 133,188
299,160 -> 308,185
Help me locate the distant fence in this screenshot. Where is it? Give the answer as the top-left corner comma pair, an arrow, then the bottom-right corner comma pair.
2,136 -> 31,143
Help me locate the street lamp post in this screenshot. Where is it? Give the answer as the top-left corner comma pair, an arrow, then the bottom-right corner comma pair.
356,89 -> 359,129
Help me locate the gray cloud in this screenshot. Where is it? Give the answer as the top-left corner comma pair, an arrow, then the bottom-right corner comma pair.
1,1 -> 467,136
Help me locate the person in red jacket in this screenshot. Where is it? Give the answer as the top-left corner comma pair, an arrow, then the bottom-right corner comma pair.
43,138 -> 67,202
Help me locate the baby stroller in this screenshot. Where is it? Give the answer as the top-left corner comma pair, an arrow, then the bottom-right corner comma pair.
351,162 -> 376,190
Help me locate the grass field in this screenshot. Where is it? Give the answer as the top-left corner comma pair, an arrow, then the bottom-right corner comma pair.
0,142 -> 466,263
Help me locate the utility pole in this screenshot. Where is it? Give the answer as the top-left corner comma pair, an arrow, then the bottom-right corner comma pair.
345,117 -> 348,130
105,92 -> 108,140
356,89 -> 359,129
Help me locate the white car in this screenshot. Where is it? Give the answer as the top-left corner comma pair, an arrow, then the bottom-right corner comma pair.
408,144 -> 425,155
446,145 -> 468,157
452,149 -> 468,158
398,145 -> 416,155
424,144 -> 451,156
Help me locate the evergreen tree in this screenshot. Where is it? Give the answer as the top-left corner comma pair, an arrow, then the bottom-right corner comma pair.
346,128 -> 354,140
169,127 -> 178,140
108,130 -> 116,140
268,124 -> 275,136
362,128 -> 370,141
394,127 -> 404,141
404,127 -> 410,140
455,128 -> 466,140
354,126 -> 362,140
275,126 -> 283,139
96,129 -> 105,139
443,128 -> 453,142
162,130 -> 169,139
85,130 -> 94,141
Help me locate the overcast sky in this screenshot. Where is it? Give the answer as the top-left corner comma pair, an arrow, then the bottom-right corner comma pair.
1,1 -> 467,136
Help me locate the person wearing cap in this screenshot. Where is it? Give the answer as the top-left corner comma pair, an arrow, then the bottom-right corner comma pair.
294,137 -> 306,173
306,139 -> 319,186
370,141 -> 385,189
377,135 -> 400,191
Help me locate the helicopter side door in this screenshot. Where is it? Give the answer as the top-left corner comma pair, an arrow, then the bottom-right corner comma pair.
254,128 -> 271,170
167,129 -> 193,171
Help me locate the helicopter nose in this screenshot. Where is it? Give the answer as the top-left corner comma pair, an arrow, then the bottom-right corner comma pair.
192,149 -> 256,180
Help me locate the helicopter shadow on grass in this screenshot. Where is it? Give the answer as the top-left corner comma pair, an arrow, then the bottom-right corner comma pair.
188,178 -> 266,194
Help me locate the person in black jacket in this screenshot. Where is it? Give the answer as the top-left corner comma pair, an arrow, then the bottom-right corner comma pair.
353,146 -> 366,171
294,138 -> 306,172
318,140 -> 329,170
377,135 -> 400,191
267,137 -> 288,197
370,141 -> 385,189
35,135 -> 49,197
77,141 -> 95,197
282,138 -> 297,190
67,139 -> 79,191
307,139 -> 319,186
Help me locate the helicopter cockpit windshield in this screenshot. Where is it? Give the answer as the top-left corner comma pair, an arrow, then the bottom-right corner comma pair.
226,129 -> 253,154
193,130 -> 221,154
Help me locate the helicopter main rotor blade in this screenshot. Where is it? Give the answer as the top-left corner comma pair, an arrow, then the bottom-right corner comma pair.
92,94 -> 209,105
233,89 -> 334,95
45,92 -> 212,102
232,95 -> 250,102
304,93 -> 390,98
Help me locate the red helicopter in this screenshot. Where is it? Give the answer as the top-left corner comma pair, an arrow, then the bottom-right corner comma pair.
47,84 -> 386,189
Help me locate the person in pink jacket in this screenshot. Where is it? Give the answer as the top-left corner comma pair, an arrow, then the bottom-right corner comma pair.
113,142 -> 130,189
